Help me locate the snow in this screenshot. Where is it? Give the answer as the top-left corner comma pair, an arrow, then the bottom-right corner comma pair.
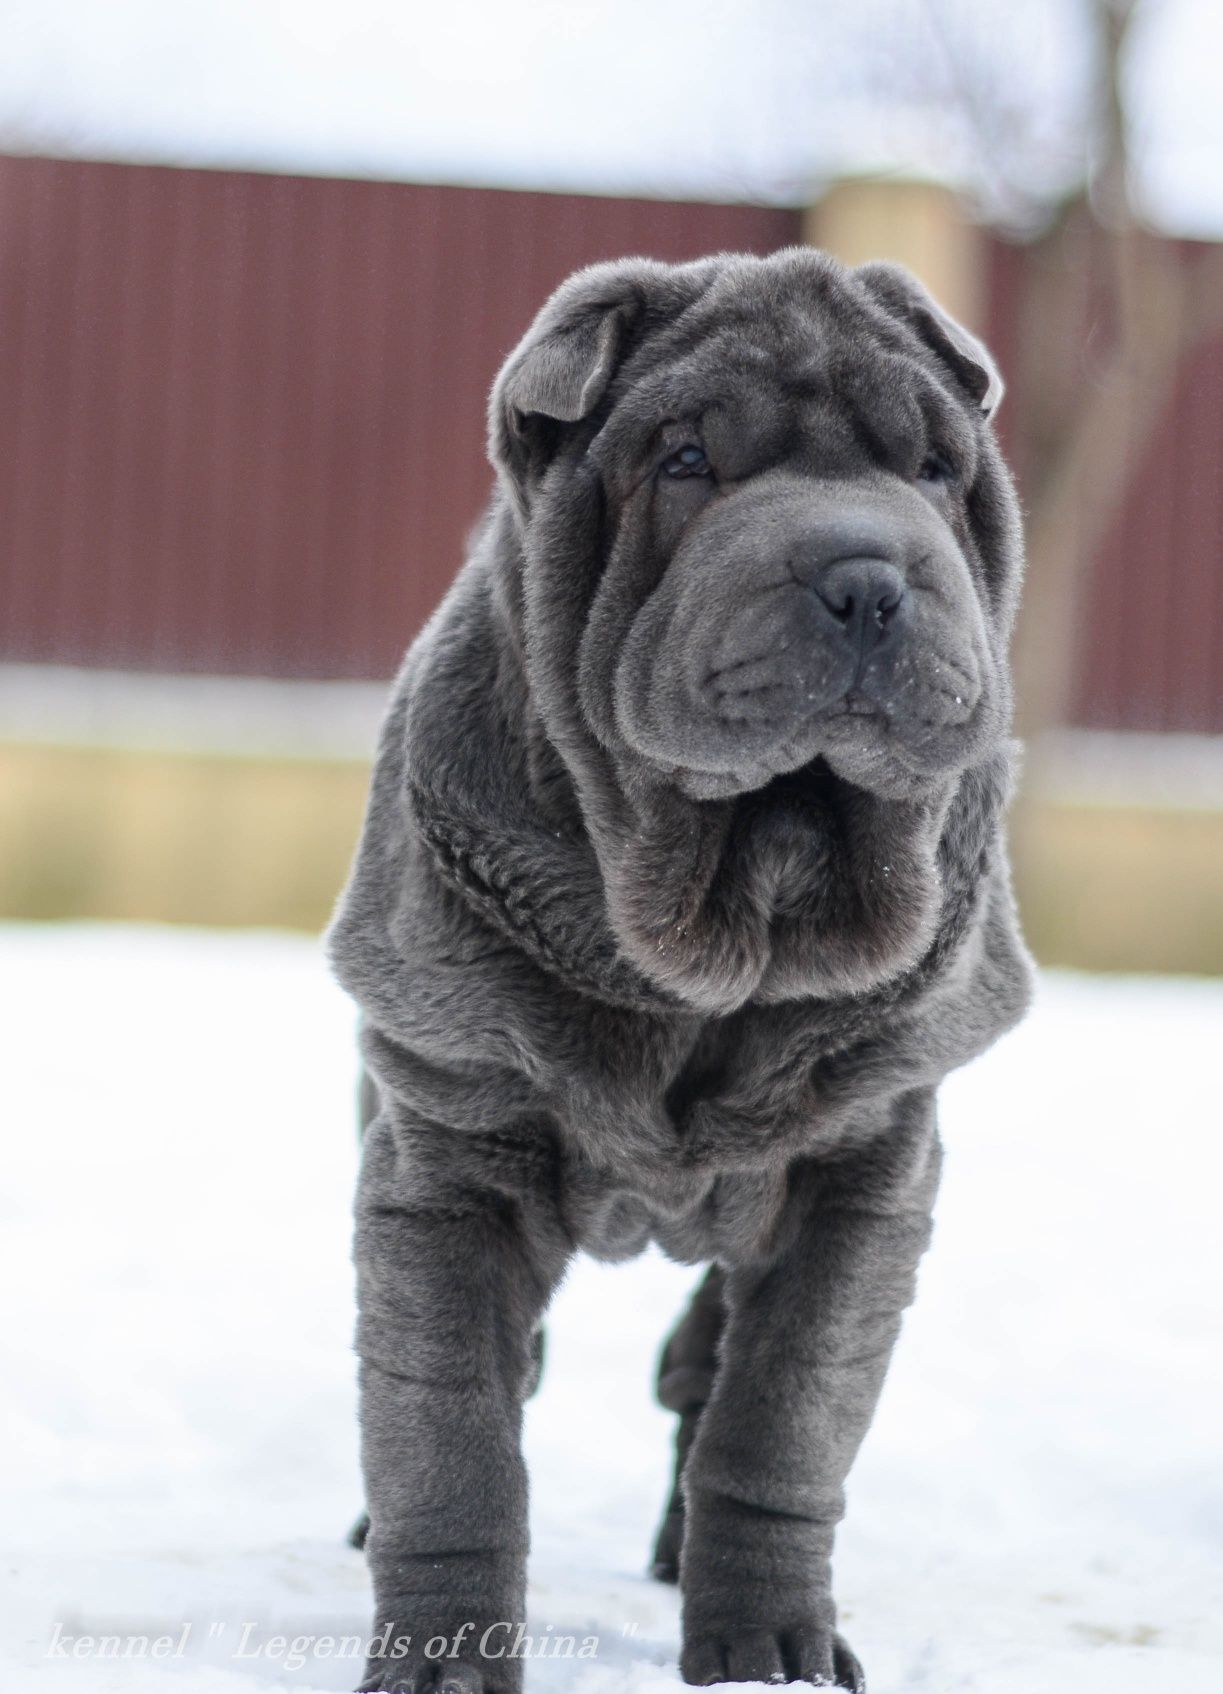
2,923 -> 1220,1692
0,0 -> 1221,238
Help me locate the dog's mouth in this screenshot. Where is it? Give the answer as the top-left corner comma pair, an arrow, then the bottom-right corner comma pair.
611,575 -> 991,804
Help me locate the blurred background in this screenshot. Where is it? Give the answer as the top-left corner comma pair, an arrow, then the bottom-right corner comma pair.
1,0 -> 1220,972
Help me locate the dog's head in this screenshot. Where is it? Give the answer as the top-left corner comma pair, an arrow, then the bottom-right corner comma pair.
490,249 -> 1021,806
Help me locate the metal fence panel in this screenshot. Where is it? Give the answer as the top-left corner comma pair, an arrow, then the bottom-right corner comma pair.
0,155 -> 800,680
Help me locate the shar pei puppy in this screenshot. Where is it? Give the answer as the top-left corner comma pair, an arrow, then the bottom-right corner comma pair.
328,247 -> 1033,1692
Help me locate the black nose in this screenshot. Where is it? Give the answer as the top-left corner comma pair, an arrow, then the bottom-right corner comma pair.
812,557 -> 907,651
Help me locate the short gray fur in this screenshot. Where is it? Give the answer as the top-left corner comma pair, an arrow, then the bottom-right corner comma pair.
327,248 -> 1033,1692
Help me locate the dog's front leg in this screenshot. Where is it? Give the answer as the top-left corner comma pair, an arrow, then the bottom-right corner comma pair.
679,1092 -> 942,1690
354,1106 -> 568,1694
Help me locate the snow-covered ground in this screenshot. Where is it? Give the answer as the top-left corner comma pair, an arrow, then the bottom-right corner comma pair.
2,925 -> 1220,1693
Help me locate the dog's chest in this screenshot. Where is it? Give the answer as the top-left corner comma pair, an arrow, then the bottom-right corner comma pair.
546,1001 -> 846,1264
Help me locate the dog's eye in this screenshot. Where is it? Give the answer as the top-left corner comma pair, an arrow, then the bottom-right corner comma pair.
660,444 -> 712,480
917,451 -> 957,486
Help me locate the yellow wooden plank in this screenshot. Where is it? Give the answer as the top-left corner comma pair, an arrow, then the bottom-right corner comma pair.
3,742 -> 1221,972
0,743 -> 369,930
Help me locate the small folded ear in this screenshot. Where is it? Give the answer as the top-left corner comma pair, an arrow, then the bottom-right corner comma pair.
501,289 -> 633,424
488,257 -> 680,519
855,260 -> 1004,419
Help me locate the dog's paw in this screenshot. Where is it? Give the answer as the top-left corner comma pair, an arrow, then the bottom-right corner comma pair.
649,1503 -> 683,1583
680,1624 -> 864,1689
357,1622 -> 522,1694
358,1663 -> 485,1694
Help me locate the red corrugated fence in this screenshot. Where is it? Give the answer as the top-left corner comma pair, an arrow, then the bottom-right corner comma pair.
0,155 -> 798,680
0,153 -> 1219,730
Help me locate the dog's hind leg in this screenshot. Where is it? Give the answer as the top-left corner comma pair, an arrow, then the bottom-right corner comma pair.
356,1057 -> 380,1144
650,1265 -> 725,1582
345,1056 -> 382,1552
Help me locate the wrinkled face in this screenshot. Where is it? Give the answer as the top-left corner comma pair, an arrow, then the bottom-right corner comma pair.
499,253 -> 1022,803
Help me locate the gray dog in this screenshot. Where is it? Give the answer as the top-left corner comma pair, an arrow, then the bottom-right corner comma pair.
327,247 -> 1032,1692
